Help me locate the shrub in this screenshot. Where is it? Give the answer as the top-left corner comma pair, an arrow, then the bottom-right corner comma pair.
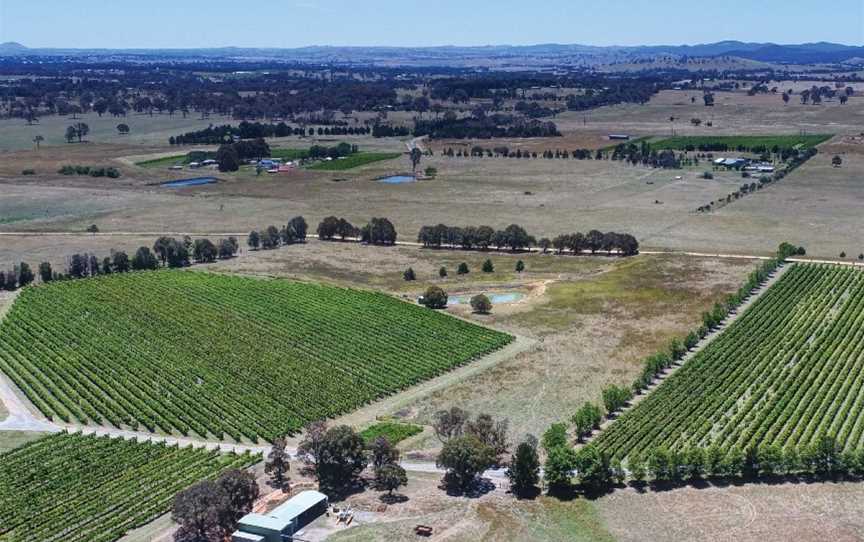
21,169 -> 35,175
403,267 -> 416,281
482,259 -> 494,273
457,262 -> 469,275
421,286 -> 448,309
470,294 -> 492,314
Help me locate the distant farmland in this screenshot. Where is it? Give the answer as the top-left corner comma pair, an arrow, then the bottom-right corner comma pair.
0,271 -> 512,441
595,264 -> 864,460
0,432 -> 256,542
651,134 -> 832,151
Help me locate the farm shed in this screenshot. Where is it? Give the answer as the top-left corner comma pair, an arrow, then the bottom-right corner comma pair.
231,491 -> 329,542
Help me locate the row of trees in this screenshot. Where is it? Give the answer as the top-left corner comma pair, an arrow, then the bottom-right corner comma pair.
417,224 -> 535,252
440,146 -> 597,160
546,231 -> 640,257
417,224 -> 639,257
317,217 -> 398,246
542,431 -> 864,495
246,217 -> 308,250
5,235 -> 242,289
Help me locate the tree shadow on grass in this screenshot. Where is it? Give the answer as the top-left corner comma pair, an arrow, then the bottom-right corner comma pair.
439,476 -> 496,498
379,493 -> 409,505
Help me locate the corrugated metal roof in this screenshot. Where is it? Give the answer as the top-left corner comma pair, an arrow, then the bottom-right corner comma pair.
237,491 -> 328,531
270,491 -> 328,522
231,530 -> 265,542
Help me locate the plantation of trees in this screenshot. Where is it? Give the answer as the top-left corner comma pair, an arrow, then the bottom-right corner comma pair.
0,271 -> 511,441
0,432 -> 257,542
594,264 -> 864,463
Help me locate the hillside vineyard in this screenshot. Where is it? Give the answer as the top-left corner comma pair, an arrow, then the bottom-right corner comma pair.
0,271 -> 512,441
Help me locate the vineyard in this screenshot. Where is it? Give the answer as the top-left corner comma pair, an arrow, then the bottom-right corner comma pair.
0,271 -> 511,441
0,432 -> 257,542
595,263 -> 864,460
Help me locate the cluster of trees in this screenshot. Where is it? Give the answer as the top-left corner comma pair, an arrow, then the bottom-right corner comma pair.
610,142 -> 682,169
63,122 -> 89,143
308,142 -> 358,159
0,263 -> 35,291
565,82 -> 658,111
414,114 -> 560,140
432,407 -> 511,492
172,469 -> 259,542
371,124 -> 412,138
264,421 -> 412,502
169,122 -> 373,145
215,138 -> 271,172
57,164 -> 121,178
546,231 -> 640,257
247,217 -> 308,250
317,216 -> 397,246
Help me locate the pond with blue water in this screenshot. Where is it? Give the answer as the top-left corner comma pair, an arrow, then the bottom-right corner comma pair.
377,175 -> 416,184
447,292 -> 525,306
161,177 -> 217,188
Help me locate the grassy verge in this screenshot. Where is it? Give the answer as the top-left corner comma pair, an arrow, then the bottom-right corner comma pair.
308,152 -> 402,171
360,421 -> 423,445
134,154 -> 188,168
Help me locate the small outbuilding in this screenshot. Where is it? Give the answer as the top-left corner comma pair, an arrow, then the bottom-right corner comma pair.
231,491 -> 328,542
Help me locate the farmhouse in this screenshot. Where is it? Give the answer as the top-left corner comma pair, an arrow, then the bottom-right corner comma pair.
231,491 -> 328,542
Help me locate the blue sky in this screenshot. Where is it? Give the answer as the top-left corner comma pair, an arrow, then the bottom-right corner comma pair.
1,0 -> 862,49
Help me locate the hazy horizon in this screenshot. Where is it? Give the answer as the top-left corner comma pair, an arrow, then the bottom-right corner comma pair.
1,0 -> 861,50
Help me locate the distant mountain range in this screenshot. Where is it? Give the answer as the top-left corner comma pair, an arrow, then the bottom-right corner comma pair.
1,40 -> 862,66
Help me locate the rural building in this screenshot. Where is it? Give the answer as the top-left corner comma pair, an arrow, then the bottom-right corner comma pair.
714,157 -> 747,168
608,134 -> 631,140
231,491 -> 328,542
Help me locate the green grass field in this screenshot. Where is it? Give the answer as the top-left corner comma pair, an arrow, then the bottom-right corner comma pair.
0,432 -> 257,542
595,263 -> 864,461
308,152 -> 402,171
650,134 -> 832,151
0,271 -> 512,442
134,154 -> 187,168
360,422 -> 423,445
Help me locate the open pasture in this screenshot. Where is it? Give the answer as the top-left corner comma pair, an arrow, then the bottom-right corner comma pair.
0,270 -> 511,441
595,263 -> 864,460
0,432 -> 256,542
0,112 -> 223,152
